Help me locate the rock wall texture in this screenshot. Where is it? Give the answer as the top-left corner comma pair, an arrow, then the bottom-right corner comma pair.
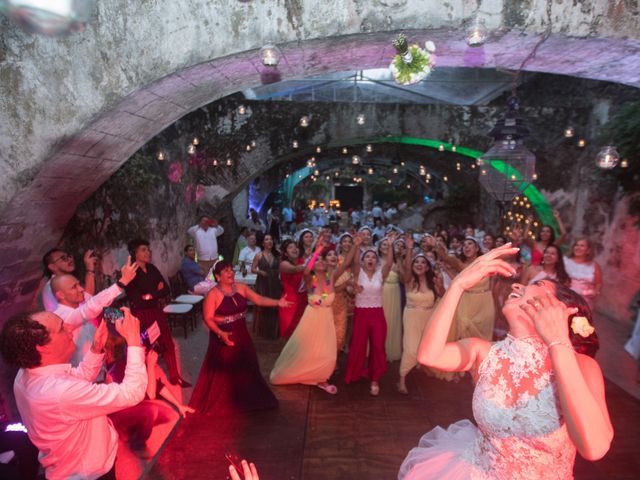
51,74 -> 639,325
0,0 -> 639,319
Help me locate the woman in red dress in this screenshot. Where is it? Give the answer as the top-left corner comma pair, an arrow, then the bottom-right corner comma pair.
279,239 -> 307,338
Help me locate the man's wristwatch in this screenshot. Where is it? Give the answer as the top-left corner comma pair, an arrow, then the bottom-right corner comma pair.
116,280 -> 126,289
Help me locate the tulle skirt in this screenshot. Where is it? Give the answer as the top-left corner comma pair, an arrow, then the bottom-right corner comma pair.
398,420 -> 485,480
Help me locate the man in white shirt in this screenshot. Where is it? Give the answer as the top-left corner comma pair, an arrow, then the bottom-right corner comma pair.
40,248 -> 98,312
237,233 -> 261,276
188,215 -> 224,275
0,309 -> 147,480
52,258 -> 138,365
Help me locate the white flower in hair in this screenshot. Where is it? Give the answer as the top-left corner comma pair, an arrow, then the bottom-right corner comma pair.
570,316 -> 595,338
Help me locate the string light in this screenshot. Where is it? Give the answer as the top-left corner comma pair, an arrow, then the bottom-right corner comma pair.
356,114 -> 366,125
316,146 -> 322,153
438,144 -> 445,152
342,147 -> 348,154
564,126 -> 574,138
292,140 -> 299,149
366,144 -> 373,152
187,144 -> 196,155
238,105 -> 246,115
157,151 -> 166,161
352,155 -> 361,165
577,138 -> 586,148
192,137 -> 199,145
299,116 -> 310,127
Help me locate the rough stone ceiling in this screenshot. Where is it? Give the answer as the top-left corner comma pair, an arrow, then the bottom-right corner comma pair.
243,67 -> 518,106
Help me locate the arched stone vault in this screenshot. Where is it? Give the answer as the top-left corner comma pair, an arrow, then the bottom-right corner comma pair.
1,0 -> 639,317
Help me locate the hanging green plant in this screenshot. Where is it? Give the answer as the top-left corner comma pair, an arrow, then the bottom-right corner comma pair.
389,34 -> 436,85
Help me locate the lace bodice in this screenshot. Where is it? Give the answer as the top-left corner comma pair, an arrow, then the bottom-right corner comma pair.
468,335 -> 576,479
355,269 -> 383,308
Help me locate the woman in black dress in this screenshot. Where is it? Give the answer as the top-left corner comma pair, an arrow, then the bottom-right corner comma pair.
125,238 -> 188,386
251,234 -> 282,339
190,260 -> 290,414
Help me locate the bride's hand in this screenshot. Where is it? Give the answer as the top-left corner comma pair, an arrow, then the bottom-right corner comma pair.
520,292 -> 578,346
451,243 -> 519,291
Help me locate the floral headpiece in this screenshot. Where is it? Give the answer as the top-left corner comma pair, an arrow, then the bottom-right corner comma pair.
571,316 -> 595,338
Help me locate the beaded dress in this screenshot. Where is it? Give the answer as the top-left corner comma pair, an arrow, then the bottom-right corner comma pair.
399,335 -> 576,480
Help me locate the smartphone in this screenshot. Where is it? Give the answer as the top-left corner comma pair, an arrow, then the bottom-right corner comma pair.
103,307 -> 124,337
225,452 -> 244,479
103,307 -> 124,323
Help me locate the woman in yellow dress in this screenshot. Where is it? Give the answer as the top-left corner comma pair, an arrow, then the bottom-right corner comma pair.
270,241 -> 354,393
333,233 -> 355,353
397,236 -> 444,394
380,236 -> 404,362
434,236 -> 495,339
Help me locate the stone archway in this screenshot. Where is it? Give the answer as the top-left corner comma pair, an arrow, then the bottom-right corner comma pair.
1,1 -> 640,317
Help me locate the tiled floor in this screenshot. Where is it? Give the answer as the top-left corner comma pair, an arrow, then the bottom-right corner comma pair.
139,309 -> 640,480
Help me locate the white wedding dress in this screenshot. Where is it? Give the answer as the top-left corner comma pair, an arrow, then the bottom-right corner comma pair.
399,335 -> 576,479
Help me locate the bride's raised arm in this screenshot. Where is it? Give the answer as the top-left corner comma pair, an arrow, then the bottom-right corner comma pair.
417,244 -> 518,372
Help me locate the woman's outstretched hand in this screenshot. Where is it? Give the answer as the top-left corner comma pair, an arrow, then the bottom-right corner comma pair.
277,296 -> 293,308
451,243 -> 519,291
520,291 -> 579,346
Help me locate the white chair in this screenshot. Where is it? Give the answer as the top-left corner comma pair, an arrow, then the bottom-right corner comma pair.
163,303 -> 193,339
174,294 -> 204,329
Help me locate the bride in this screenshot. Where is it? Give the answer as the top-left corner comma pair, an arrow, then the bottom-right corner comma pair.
399,243 -> 613,479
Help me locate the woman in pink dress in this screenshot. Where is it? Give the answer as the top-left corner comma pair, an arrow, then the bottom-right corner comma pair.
279,239 -> 307,338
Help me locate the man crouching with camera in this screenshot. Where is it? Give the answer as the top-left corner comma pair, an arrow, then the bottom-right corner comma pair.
0,307 -> 147,480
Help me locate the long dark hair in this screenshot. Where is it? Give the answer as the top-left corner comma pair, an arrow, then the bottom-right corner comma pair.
543,244 -> 570,286
261,234 -> 280,258
537,224 -> 556,244
280,239 -> 298,264
548,280 -> 599,358
297,229 -> 314,255
410,255 -> 439,297
457,237 -> 482,263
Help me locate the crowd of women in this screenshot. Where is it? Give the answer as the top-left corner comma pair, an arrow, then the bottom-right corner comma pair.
184,207 -> 611,478
186,209 -> 604,408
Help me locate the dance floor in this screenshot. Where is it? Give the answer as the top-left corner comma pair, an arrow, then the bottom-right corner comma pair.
141,318 -> 640,480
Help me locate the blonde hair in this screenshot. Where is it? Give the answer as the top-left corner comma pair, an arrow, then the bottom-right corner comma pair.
569,236 -> 594,261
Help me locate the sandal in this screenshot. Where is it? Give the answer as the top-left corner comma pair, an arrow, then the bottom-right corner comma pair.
317,383 -> 338,395
369,383 -> 380,396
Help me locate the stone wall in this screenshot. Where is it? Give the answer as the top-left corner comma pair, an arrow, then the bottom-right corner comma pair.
50,74 -> 639,325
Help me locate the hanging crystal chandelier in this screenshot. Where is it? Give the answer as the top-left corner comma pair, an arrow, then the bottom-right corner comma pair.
478,96 -> 536,203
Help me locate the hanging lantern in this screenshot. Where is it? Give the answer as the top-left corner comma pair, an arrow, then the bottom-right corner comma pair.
342,147 -> 348,155
238,105 -> 247,115
315,146 -> 322,153
595,146 -> 619,169
577,138 -> 586,148
260,44 -> 280,67
563,126 -> 574,138
225,158 -> 233,166
299,116 -> 310,127
157,151 -> 166,161
478,96 -> 536,203
187,144 -> 196,155
192,137 -> 200,145
366,144 -> 373,153
2,0 -> 95,36
621,158 -> 629,168
466,15 -> 488,47
352,155 -> 361,165
356,114 -> 366,125
438,144 -> 445,152
292,140 -> 299,149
